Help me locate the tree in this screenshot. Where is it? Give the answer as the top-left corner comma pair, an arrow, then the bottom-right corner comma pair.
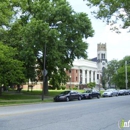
114,56 -> 130,89
85,0 -> 130,31
0,21 -> 37,91
0,42 -> 26,95
105,60 -> 119,87
104,57 -> 130,89
113,66 -> 130,89
15,0 -> 94,94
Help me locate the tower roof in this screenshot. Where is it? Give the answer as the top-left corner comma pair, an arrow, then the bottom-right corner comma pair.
97,43 -> 107,51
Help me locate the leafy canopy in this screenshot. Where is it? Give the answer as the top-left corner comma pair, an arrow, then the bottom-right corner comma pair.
85,0 -> 130,31
0,42 -> 26,86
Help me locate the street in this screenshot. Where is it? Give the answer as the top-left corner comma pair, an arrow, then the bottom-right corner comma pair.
0,96 -> 130,130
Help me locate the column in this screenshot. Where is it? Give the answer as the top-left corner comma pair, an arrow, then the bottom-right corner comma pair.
91,70 -> 93,82
87,70 -> 89,83
78,69 -> 80,84
82,69 -> 85,84
95,71 -> 97,84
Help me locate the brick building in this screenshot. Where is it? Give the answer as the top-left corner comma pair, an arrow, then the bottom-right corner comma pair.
66,43 -> 107,89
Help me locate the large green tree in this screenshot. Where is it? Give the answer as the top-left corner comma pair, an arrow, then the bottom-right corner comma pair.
85,0 -> 130,30
0,22 -> 37,90
15,0 -> 94,94
0,0 -> 94,96
0,42 -> 26,95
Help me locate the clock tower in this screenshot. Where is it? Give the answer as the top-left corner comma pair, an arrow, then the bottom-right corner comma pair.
97,43 -> 107,72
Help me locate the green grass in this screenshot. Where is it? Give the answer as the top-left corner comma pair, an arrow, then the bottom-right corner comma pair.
0,89 -> 85,106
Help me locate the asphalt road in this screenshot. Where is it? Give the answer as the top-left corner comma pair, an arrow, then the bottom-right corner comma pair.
0,95 -> 130,130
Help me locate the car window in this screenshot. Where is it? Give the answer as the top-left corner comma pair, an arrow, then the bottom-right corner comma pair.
70,92 -> 77,94
86,90 -> 92,93
60,91 -> 70,95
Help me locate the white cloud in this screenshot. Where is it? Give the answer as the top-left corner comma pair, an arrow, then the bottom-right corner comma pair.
67,0 -> 130,61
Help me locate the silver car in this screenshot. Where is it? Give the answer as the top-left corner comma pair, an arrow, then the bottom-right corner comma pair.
102,89 -> 118,97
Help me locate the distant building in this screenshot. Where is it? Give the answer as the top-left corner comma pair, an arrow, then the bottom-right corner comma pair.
67,43 -> 107,89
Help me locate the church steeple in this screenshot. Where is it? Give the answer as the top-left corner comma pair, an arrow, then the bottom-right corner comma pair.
97,43 -> 107,72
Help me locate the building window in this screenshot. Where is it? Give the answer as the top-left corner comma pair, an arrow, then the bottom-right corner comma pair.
76,77 -> 77,81
69,70 -> 71,73
101,53 -> 103,59
98,54 -> 100,59
97,74 -> 99,79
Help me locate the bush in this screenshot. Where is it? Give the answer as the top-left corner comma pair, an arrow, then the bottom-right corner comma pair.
73,86 -> 78,90
57,86 -> 61,90
61,85 -> 66,90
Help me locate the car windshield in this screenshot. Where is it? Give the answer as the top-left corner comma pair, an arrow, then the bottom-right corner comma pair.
60,91 -> 70,95
105,89 -> 113,92
85,90 -> 92,93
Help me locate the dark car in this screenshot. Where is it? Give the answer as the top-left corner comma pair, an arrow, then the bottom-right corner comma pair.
118,89 -> 126,96
118,89 -> 130,96
54,90 -> 82,102
81,90 -> 101,99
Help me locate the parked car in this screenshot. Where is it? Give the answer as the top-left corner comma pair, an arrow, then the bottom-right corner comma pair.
54,90 -> 82,102
128,90 -> 130,95
124,89 -> 130,95
118,89 -> 130,95
118,89 -> 126,96
102,89 -> 118,97
81,89 -> 101,99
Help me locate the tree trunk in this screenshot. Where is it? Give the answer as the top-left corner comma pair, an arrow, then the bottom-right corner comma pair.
0,87 -> 3,96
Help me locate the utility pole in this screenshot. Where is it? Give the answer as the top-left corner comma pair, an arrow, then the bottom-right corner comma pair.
125,61 -> 128,89
41,21 -> 62,100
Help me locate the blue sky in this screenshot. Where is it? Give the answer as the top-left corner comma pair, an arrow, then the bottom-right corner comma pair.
67,0 -> 130,61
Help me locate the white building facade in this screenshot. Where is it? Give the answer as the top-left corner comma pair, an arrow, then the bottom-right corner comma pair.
67,43 -> 107,89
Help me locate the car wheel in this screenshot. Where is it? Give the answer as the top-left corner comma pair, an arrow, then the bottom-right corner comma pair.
97,95 -> 100,99
66,97 -> 69,102
78,96 -> 81,101
89,95 -> 92,99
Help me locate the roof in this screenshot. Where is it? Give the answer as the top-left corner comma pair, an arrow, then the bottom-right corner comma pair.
90,57 -> 98,62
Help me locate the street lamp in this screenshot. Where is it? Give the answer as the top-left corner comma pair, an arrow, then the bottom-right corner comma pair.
70,75 -> 71,90
42,21 -> 62,101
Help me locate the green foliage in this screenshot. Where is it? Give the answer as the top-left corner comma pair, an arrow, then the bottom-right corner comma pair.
20,0 -> 94,80
0,0 -> 94,95
87,82 -> 96,89
117,56 -> 130,89
0,42 -> 26,87
73,86 -> 78,90
61,85 -> 66,90
102,59 -> 119,87
86,0 -> 130,31
0,0 -> 14,27
103,56 -> 130,89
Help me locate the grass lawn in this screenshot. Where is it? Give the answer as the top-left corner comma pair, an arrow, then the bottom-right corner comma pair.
0,89 -> 84,106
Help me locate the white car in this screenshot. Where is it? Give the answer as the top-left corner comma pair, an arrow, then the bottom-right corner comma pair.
102,89 -> 118,97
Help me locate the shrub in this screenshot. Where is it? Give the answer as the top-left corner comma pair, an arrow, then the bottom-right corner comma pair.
61,85 -> 66,90
73,86 -> 78,90
57,86 -> 61,90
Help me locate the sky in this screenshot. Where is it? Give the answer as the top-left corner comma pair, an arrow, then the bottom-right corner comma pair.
67,0 -> 130,61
